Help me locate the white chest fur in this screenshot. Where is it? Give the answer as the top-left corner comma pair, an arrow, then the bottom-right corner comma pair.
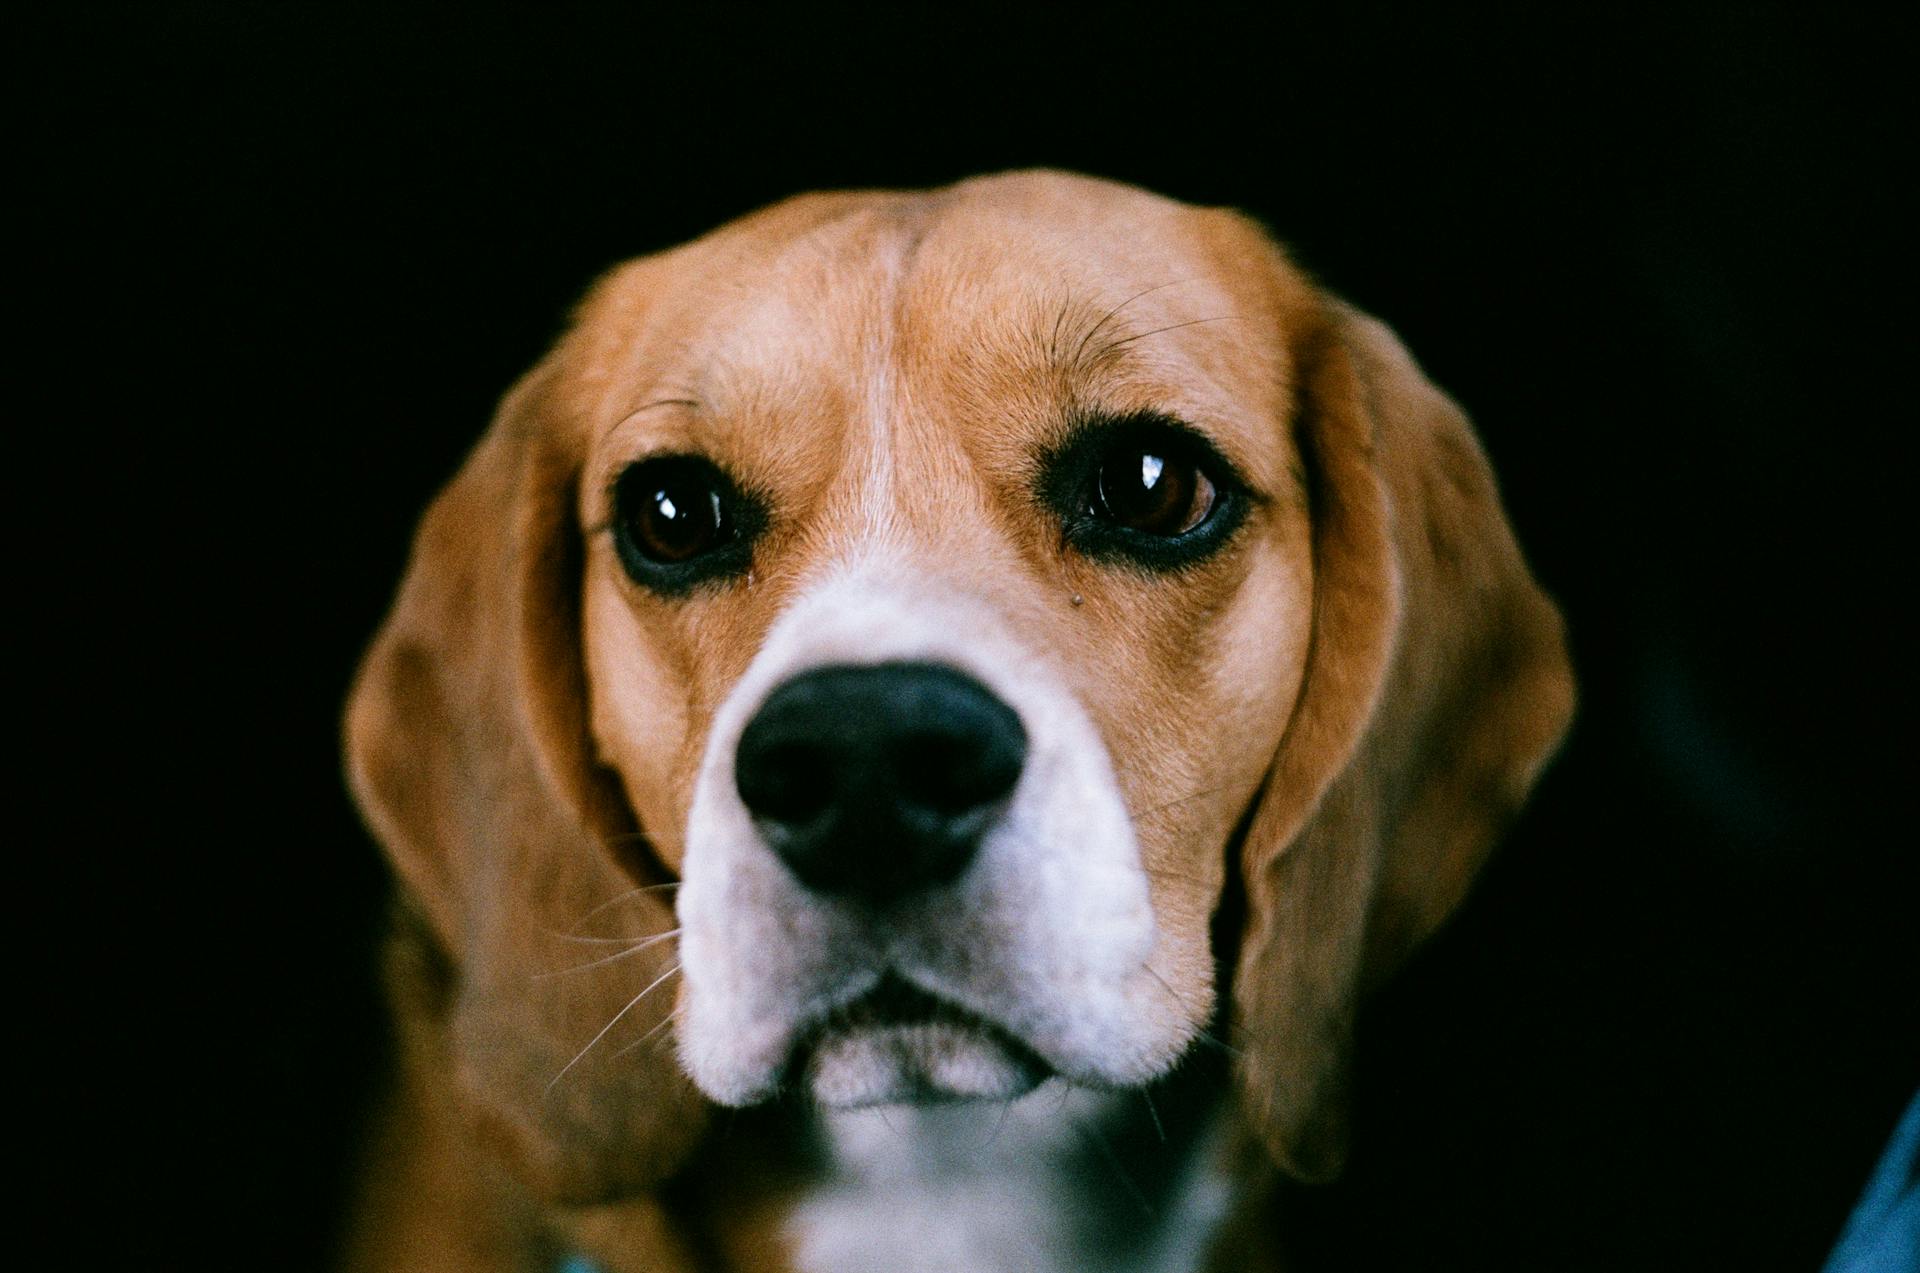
786,1081 -> 1234,1273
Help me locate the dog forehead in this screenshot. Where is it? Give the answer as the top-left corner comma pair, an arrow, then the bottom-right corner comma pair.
644,178 -> 1236,355
589,174 -> 1295,483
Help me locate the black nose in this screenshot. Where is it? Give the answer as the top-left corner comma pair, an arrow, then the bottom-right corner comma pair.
734,661 -> 1027,903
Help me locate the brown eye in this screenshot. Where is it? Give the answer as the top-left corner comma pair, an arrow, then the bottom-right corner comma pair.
1093,448 -> 1217,536
1038,412 -> 1249,572
611,456 -> 760,594
629,469 -> 726,562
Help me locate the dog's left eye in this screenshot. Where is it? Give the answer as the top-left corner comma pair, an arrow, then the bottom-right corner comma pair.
1040,413 -> 1249,570
610,456 -> 760,594
1092,446 -> 1217,536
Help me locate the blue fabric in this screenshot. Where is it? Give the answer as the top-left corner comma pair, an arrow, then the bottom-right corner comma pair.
556,1256 -> 607,1273
1822,1088 -> 1920,1273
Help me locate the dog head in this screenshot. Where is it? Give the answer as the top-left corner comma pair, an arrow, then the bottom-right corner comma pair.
345,170 -> 1573,1202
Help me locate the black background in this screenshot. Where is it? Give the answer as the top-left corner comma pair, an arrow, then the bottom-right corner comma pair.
33,5 -> 1915,1271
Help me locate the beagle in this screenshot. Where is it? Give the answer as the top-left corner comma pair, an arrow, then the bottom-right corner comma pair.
343,170 -> 1574,1272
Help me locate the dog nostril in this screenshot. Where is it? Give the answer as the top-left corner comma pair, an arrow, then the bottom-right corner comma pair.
735,740 -> 837,826
732,662 -> 1028,902
733,741 -> 833,833
897,731 -> 1023,814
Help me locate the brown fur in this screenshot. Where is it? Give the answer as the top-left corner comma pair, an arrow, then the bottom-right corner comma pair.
344,170 -> 1573,1269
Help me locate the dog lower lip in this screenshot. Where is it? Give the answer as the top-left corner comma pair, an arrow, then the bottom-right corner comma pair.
787,974 -> 1054,1105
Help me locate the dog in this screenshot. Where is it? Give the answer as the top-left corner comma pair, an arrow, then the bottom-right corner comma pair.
343,169 -> 1574,1272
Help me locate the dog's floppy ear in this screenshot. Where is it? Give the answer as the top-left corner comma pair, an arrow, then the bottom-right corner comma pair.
344,292 -> 707,1204
1231,299 -> 1575,1182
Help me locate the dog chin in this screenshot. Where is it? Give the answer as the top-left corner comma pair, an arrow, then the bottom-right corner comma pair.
803,1022 -> 1051,1107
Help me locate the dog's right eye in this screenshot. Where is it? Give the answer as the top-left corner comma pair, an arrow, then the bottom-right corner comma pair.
610,456 -> 760,594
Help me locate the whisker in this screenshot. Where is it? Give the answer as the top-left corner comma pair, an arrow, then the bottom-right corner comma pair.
1071,279 -> 1193,367
1140,964 -> 1247,1061
533,929 -> 681,980
548,930 -> 673,947
545,962 -> 682,1095
1130,780 -> 1255,823
985,1093 -> 1019,1151
1141,1089 -> 1167,1144
610,1009 -> 677,1060
1141,963 -> 1196,1015
1190,1029 -> 1245,1060
1095,314 -> 1241,359
1048,291 -> 1074,366
561,880 -> 681,935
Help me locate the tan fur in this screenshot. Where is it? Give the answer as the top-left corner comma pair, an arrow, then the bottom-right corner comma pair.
344,170 -> 1573,1269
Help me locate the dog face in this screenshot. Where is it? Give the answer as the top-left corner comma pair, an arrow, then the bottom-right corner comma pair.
578,181 -> 1315,1112
346,171 -> 1572,1203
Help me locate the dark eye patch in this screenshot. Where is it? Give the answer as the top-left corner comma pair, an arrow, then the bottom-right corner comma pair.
1036,412 -> 1252,572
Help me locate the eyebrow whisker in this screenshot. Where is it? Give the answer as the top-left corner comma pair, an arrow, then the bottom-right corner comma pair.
1049,292 -> 1075,366
1070,279 -> 1195,368
1095,314 -> 1241,361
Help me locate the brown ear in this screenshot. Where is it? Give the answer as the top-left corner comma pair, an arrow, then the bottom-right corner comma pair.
344,326 -> 707,1203
1230,300 -> 1575,1182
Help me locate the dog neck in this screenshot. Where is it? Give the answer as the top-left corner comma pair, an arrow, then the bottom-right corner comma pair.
783,1060 -> 1237,1273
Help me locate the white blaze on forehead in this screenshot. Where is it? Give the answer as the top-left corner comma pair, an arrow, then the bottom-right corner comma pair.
673,552 -> 1181,1106
857,280 -> 900,538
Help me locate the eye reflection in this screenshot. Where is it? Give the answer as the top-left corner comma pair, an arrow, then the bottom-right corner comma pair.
1094,444 -> 1213,536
